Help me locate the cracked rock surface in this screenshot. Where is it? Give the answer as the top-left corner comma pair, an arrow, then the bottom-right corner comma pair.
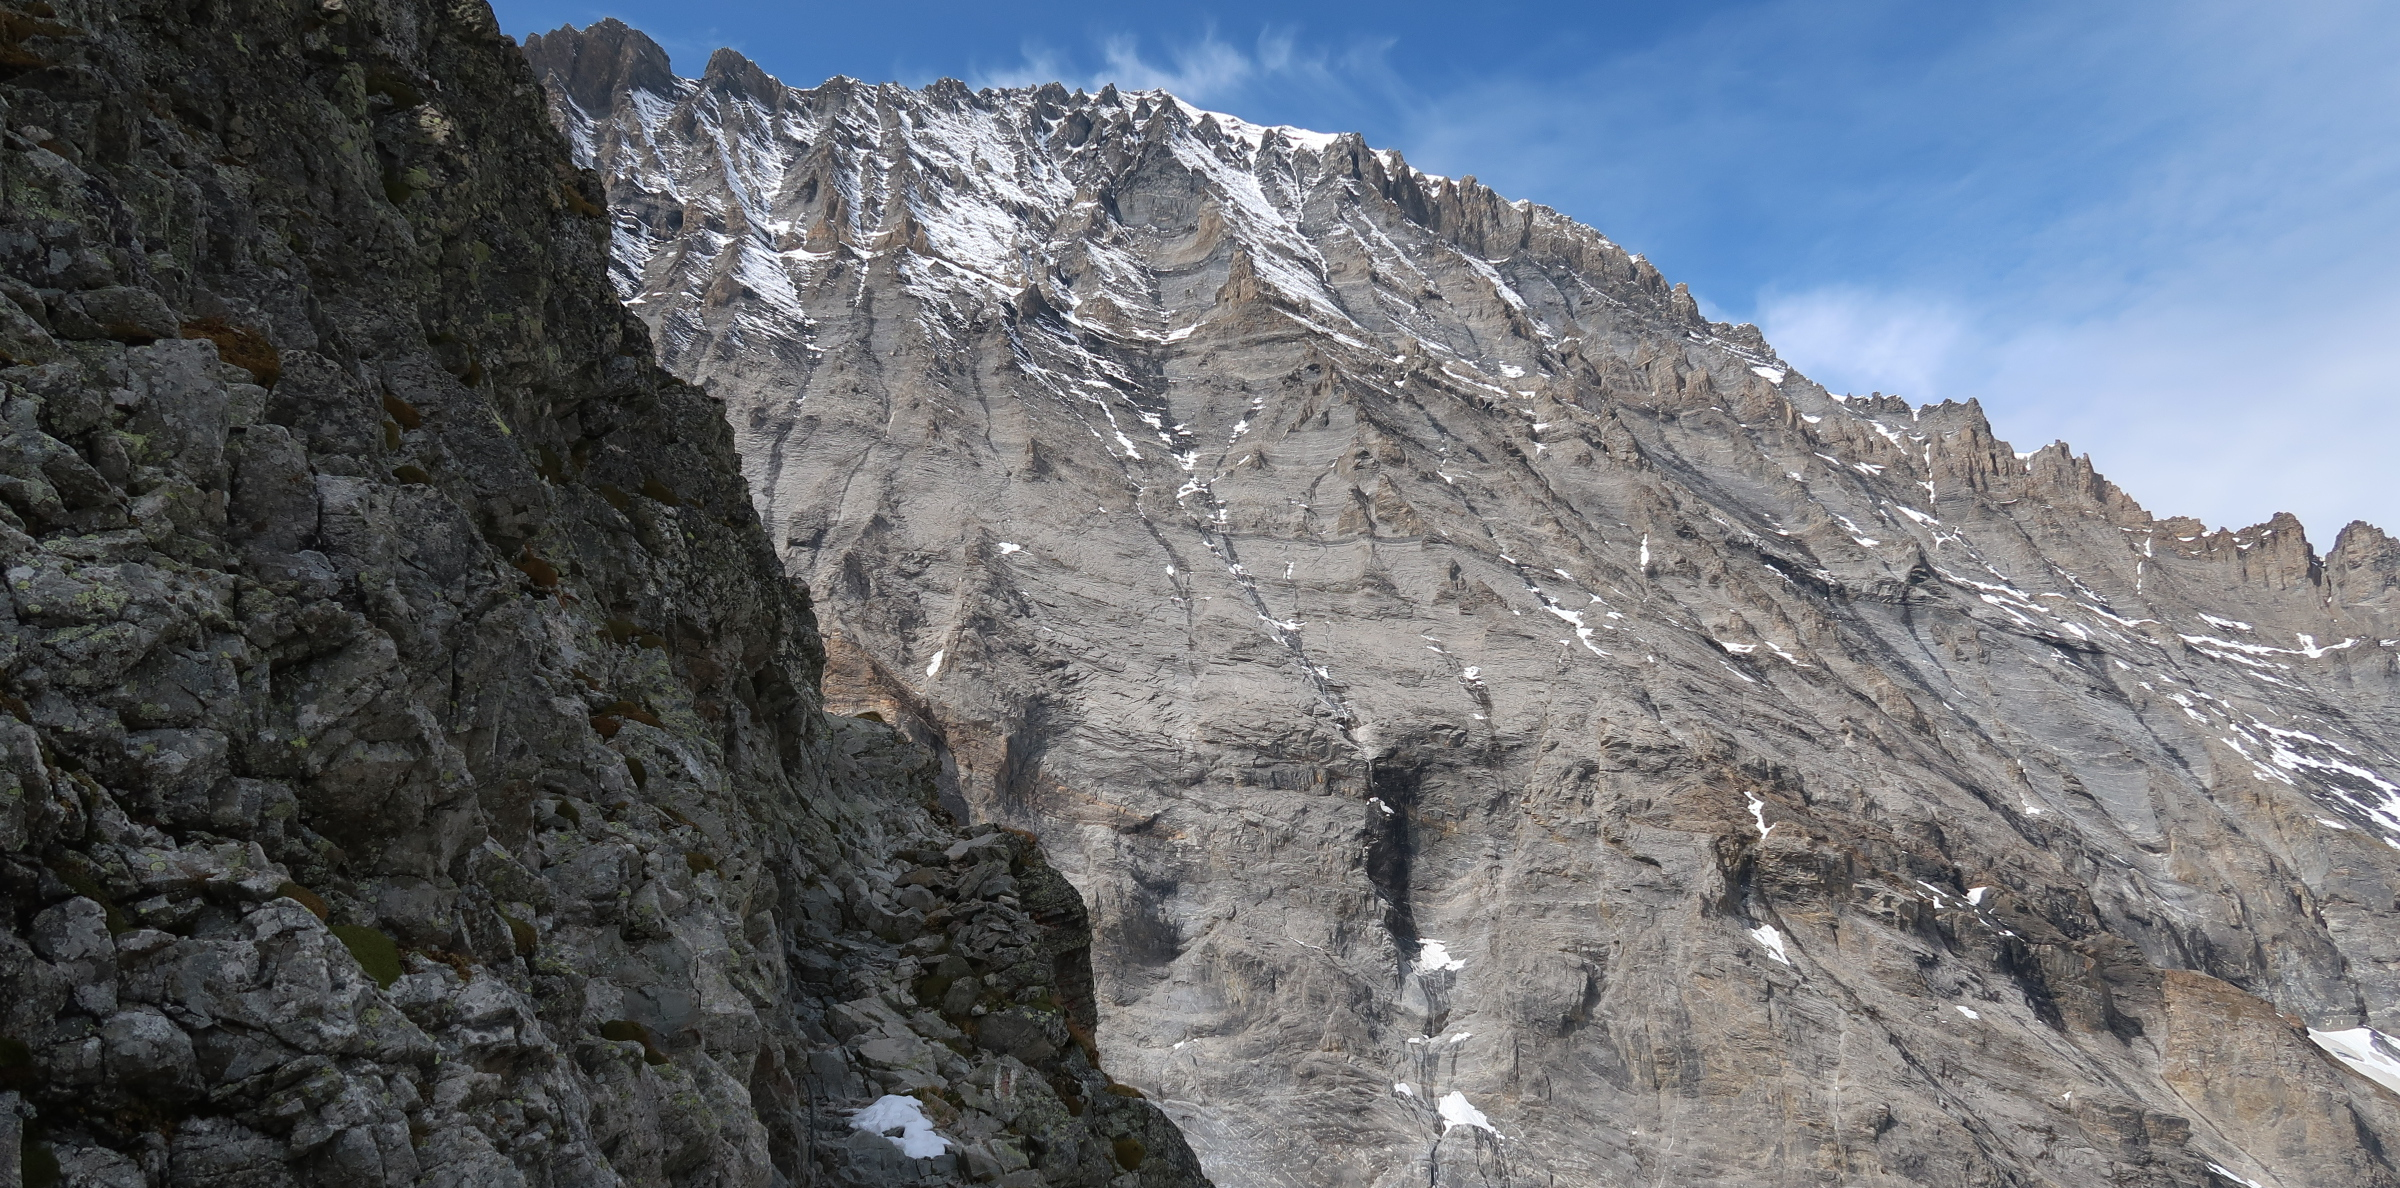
538,20 -> 2400,1188
0,1 -> 1205,1186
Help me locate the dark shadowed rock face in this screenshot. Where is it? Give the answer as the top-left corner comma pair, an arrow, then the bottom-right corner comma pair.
534,19 -> 2400,1188
0,2 -> 1206,1186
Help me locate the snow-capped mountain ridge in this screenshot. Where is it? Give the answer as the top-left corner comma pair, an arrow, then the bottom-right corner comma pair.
539,22 -> 1749,399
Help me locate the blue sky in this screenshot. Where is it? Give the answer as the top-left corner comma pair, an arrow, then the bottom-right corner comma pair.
492,0 -> 2400,540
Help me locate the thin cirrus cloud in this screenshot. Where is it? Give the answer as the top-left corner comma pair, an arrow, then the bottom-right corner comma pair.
495,0 -> 2400,538
1747,289 -> 1966,407
1711,0 -> 2400,539
988,2 -> 2400,538
967,26 -> 1391,119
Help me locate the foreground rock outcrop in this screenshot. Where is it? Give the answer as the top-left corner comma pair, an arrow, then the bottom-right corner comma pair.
0,2 -> 1205,1185
537,20 -> 2400,1188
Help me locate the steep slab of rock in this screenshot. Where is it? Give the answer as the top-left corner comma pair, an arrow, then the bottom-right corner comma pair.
0,2 -> 1205,1185
537,22 -> 2400,1188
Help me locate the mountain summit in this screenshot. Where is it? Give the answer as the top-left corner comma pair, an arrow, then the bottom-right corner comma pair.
532,21 -> 2400,1188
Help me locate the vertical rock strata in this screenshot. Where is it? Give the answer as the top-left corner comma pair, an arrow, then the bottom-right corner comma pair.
0,1 -> 1206,1185
538,20 -> 2400,1188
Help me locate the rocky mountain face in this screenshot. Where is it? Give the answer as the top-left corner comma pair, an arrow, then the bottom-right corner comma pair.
0,2 -> 1207,1187
529,19 -> 2400,1188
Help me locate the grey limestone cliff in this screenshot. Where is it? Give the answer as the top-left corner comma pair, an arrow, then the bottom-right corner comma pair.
534,19 -> 2400,1188
0,1 -> 1205,1186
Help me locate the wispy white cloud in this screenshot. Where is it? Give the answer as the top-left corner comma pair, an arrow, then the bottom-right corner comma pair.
1384,0 -> 2400,536
935,3 -> 2400,536
1727,1 -> 2400,534
1967,289 -> 2400,539
1750,289 -> 1966,403
969,28 -> 1391,115
1754,281 -> 2400,537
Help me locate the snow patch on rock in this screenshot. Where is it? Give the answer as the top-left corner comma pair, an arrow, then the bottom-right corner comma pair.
2310,1027 -> 2400,1096
1437,1091 -> 1495,1133
1748,924 -> 1792,966
851,1094 -> 953,1159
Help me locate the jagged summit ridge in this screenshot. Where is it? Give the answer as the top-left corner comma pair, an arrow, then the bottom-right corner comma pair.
524,22 -> 1760,379
535,20 -> 2400,1188
526,25 -> 2383,549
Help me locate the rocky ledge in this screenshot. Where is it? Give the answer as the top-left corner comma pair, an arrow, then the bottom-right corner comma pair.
0,1 -> 1204,1185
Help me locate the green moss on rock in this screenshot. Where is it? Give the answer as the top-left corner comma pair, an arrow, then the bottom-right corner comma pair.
331,924 -> 402,987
